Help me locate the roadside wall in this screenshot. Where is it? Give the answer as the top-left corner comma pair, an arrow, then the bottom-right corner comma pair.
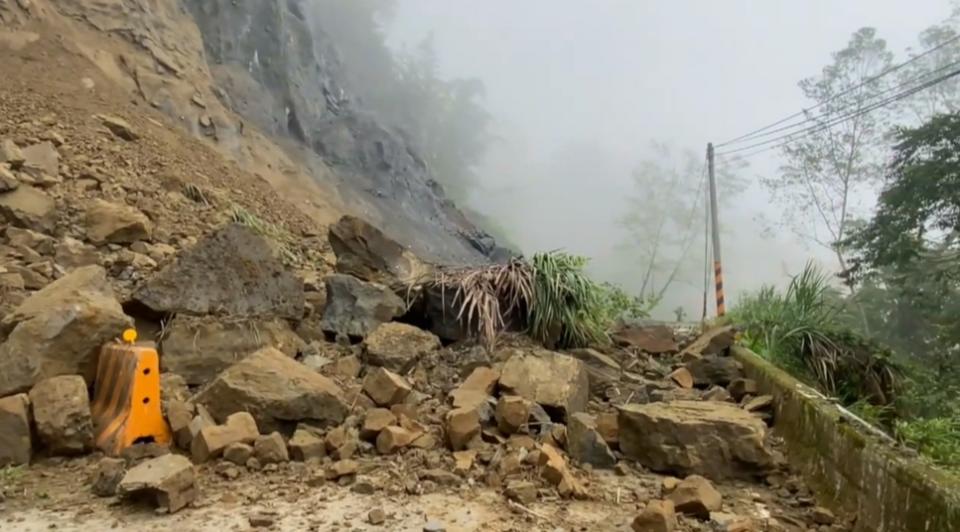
732,346 -> 960,532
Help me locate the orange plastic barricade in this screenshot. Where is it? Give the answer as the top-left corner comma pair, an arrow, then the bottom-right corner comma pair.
91,329 -> 172,456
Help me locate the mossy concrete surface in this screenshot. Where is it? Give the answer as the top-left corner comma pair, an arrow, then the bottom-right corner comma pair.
732,346 -> 960,532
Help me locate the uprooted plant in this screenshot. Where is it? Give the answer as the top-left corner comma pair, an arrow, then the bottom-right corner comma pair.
428,251 -> 643,350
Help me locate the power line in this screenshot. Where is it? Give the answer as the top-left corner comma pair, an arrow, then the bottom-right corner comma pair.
715,33 -> 960,148
718,57 -> 960,149
716,65 -> 960,158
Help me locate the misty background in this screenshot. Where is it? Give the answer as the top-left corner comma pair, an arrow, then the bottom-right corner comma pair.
311,1 -> 954,318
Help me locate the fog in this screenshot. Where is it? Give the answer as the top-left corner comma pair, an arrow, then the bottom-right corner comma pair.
385,1 -> 953,317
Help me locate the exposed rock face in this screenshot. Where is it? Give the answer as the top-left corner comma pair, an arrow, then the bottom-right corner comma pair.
193,347 -> 348,433
0,266 -> 132,396
29,375 -> 94,456
320,274 -> 405,337
618,401 -> 773,479
132,224 -> 304,320
182,0 -> 497,266
498,349 -> 589,420
362,322 -> 440,373
160,316 -> 305,385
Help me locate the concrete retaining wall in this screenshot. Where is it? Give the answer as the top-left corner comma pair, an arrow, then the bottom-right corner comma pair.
732,346 -> 960,532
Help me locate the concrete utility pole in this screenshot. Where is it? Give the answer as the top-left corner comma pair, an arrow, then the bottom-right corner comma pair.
707,143 -> 725,316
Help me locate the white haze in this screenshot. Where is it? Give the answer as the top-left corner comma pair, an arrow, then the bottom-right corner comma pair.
386,0 -> 952,317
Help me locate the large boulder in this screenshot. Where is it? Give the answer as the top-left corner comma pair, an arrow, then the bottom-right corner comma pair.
618,401 -> 773,479
193,347 -> 348,433
362,322 -> 440,373
160,316 -> 305,385
29,375 -> 94,455
0,185 -> 56,232
0,266 -> 132,396
132,224 -> 304,320
0,393 -> 32,466
612,323 -> 678,354
320,274 -> 405,337
498,349 -> 589,421
84,199 -> 153,245
328,215 -> 432,289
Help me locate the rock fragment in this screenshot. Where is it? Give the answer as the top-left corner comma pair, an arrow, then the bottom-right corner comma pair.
320,274 -> 404,337
668,475 -> 722,519
0,393 -> 31,466
363,367 -> 412,407
445,407 -> 481,451
363,322 -> 440,372
92,457 -> 126,497
567,412 -> 616,468
632,499 -> 676,532
254,432 -> 289,464
495,395 -> 529,435
117,454 -> 197,513
29,375 -> 93,455
498,349 -> 589,420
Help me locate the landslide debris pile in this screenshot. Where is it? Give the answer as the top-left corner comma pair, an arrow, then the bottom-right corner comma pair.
1,202 -> 850,531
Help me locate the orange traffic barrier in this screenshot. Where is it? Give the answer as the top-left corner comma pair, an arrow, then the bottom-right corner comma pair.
91,329 -> 172,456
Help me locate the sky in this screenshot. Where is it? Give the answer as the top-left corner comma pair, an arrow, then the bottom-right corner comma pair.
386,0 -> 954,316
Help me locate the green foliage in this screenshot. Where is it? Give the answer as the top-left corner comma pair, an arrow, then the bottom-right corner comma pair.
896,416 -> 960,471
528,252 -> 610,349
730,262 -> 901,408
434,252 -> 638,350
0,465 -> 24,491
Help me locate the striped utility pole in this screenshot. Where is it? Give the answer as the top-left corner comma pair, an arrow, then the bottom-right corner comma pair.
707,143 -> 725,316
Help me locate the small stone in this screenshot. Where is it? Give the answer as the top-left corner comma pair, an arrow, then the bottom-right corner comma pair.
595,412 -> 619,447
662,477 -> 680,493
288,428 -> 326,462
376,426 -> 416,454
811,506 -> 835,525
743,395 -> 774,412
91,457 -> 126,497
445,407 -> 480,451
363,367 -> 412,407
703,386 -> 733,402
668,368 -> 694,389
224,412 -> 259,443
333,355 -> 362,379
423,521 -> 446,532
668,475 -> 722,519
249,514 -> 275,528
254,432 -> 289,464
325,459 -> 359,480
0,164 -> 18,192
362,408 -> 397,440
567,412 -> 616,468
223,442 -> 254,465
495,395 -> 529,435
632,499 -> 676,532
96,114 -> 139,141
245,457 -> 262,471
453,449 -> 477,474
0,139 -> 24,167
504,480 -> 538,504
0,393 -> 32,466
117,454 -> 197,513
368,508 -> 386,525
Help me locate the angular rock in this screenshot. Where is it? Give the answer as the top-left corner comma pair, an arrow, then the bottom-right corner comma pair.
568,348 -> 622,397
0,185 -> 56,232
6,227 -> 54,255
376,425 -> 416,454
84,199 -> 152,245
727,379 -> 758,402
449,366 -> 500,411
193,347 -> 348,433
224,412 -> 260,444
361,408 -> 397,440
680,326 -> 736,359
632,499 -> 676,532
160,374 -> 190,413
612,324 -> 678,354
165,400 -> 193,449
362,367 -> 412,407
160,316 -> 305,385
133,224 -> 304,320
325,426 -> 359,460
92,457 -> 126,497
332,354 -> 362,379
0,164 -> 17,192
288,428 -> 325,461
498,349 -> 589,420
668,368 -> 694,389
319,274 -> 404,337
446,407 -> 480,451
505,480 -> 538,504
55,237 -> 99,269
0,265 -> 131,395
668,475 -> 722,519
743,395 -> 774,413
97,114 -> 139,141
328,215 -> 431,289
20,142 -> 59,180
0,139 -> 25,167
368,508 -> 387,525
191,424 -> 245,463
363,322 -> 440,372
685,356 -> 743,387
180,413 -> 214,451
0,393 -> 32,466
29,375 -> 93,455
703,386 -> 733,402
325,459 -> 358,480
117,454 -> 196,513
495,395 -> 529,435
254,432 -> 289,464
595,412 -> 619,448
538,443 -> 586,499
223,442 -> 254,465
567,412 -> 617,468
619,401 -> 773,479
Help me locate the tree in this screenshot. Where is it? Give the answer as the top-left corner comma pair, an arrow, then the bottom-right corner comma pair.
768,28 -> 894,275
619,141 -> 745,305
896,6 -> 960,122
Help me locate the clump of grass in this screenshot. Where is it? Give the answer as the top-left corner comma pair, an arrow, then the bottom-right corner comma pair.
896,415 -> 960,471
229,205 -> 297,264
731,262 -> 901,408
431,251 -> 628,350
183,183 -> 210,206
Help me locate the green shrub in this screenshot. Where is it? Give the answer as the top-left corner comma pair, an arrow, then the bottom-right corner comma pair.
528,252 -> 610,348
896,414 -> 960,471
